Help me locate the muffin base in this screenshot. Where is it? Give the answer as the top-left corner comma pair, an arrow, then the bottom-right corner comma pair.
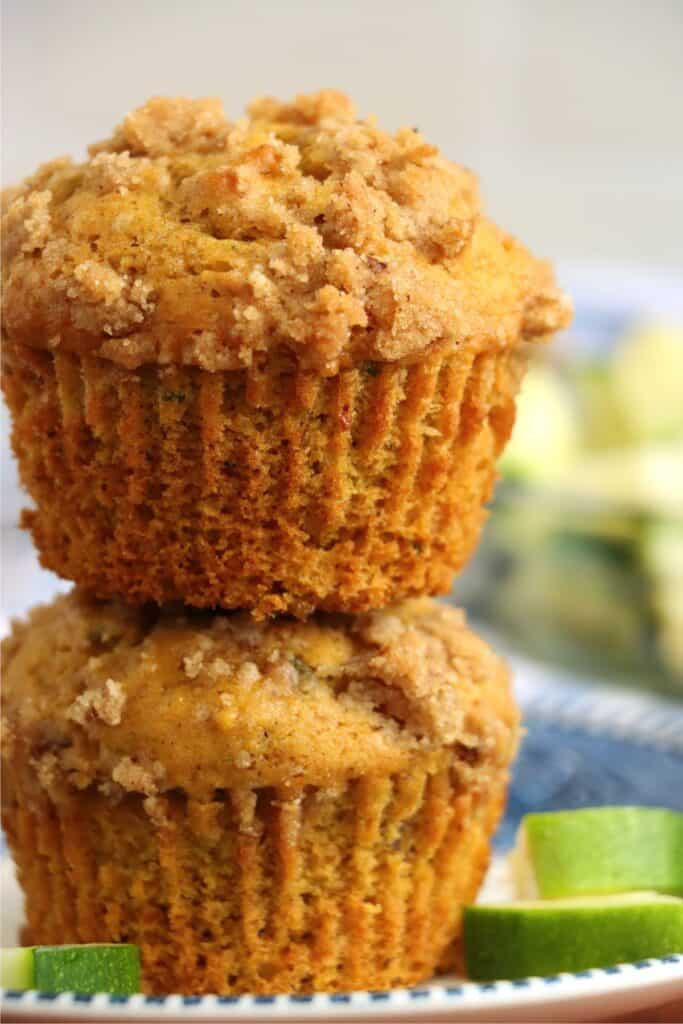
3,763 -> 506,994
3,342 -> 524,617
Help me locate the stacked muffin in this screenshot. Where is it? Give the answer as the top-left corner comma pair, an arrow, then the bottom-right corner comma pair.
1,91 -> 571,994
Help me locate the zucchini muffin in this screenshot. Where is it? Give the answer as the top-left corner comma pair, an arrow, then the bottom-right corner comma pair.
1,91 -> 571,617
1,591 -> 519,995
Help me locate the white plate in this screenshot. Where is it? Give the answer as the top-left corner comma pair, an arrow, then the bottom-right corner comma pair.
2,958 -> 682,1023
2,853 -> 681,1022
2,680 -> 683,1021
2,929 -> 682,1024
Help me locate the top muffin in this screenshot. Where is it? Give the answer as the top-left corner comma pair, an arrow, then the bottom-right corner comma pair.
2,93 -> 571,615
2,91 -> 569,375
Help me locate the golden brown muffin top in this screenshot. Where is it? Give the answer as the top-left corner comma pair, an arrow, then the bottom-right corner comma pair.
1,592 -> 518,801
2,91 -> 570,374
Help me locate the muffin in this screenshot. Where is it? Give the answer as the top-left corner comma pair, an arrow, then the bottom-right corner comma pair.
1,91 -> 571,617
1,591 -> 519,995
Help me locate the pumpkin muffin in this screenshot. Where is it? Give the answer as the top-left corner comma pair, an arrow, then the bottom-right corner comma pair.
1,91 -> 571,617
1,591 -> 519,995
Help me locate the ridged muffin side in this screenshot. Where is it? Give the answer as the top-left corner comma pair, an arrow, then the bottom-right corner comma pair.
1,593 -> 519,994
4,341 -> 524,617
6,762 -> 505,994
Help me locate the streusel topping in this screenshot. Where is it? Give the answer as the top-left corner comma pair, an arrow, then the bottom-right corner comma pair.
2,91 -> 570,374
1,591 -> 518,798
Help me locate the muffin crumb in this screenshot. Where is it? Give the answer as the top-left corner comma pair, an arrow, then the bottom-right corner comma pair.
31,751 -> 59,792
236,661 -> 260,685
97,778 -> 124,802
67,678 -> 126,727
112,756 -> 164,796
90,96 -> 231,158
359,612 -> 407,646
2,190 -> 52,262
0,715 -> 16,758
270,661 -> 298,688
183,649 -> 205,679
85,151 -> 156,195
67,260 -> 156,337
143,795 -> 170,826
207,656 -> 232,680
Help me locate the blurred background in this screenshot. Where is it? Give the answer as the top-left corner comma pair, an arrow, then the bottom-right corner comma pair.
3,0 -> 683,266
2,0 -> 682,693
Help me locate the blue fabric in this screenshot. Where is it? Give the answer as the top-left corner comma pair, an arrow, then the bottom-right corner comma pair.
495,717 -> 683,849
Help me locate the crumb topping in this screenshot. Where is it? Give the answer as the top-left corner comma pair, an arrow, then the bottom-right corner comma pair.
2,91 -> 570,374
31,751 -> 59,793
67,678 -> 126,726
0,714 -> 16,758
183,649 -> 205,679
143,794 -> 170,826
2,591 -> 518,798
3,190 -> 54,263
91,96 -> 231,157
112,756 -> 164,796
236,661 -> 260,685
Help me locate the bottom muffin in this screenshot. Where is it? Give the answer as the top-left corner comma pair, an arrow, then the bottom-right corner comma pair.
1,592 -> 519,995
